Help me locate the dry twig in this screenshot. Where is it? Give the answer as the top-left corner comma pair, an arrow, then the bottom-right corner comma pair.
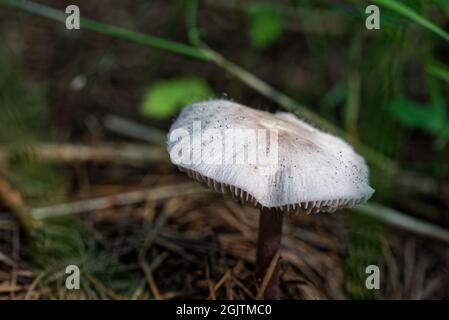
31,182 -> 210,220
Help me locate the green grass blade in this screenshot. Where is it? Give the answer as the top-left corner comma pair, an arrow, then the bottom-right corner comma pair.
354,203 -> 449,244
427,61 -> 449,84
2,0 -> 211,60
373,0 -> 449,42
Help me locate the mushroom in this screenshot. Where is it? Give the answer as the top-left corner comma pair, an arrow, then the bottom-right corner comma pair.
167,99 -> 374,299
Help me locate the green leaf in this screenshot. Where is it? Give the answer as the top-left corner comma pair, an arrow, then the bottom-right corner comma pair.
246,4 -> 283,49
388,99 -> 447,134
140,77 -> 213,119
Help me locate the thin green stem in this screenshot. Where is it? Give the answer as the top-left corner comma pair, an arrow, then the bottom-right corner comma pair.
373,0 -> 449,42
186,0 -> 202,46
344,34 -> 361,136
427,60 -> 449,84
3,0 -> 211,60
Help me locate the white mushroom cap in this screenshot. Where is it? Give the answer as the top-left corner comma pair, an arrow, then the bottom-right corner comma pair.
167,99 -> 374,214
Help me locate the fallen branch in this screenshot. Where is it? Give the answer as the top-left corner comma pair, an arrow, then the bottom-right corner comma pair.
31,182 -> 210,220
0,143 -> 168,166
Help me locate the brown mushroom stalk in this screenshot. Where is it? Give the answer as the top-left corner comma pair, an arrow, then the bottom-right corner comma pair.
256,207 -> 283,299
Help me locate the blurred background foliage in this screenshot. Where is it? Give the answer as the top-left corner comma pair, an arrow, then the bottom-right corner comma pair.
0,0 -> 448,299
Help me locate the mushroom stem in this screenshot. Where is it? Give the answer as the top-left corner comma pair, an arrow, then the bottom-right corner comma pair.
256,207 -> 283,299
